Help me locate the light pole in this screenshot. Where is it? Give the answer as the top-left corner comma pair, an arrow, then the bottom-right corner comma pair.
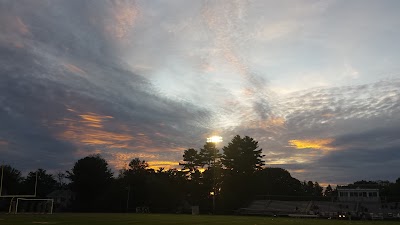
212,145 -> 216,214
210,191 -> 215,213
206,136 -> 222,214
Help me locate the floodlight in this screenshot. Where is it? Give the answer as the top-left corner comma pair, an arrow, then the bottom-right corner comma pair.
207,136 -> 223,143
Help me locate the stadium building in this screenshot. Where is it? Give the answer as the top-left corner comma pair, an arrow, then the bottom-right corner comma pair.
240,187 -> 400,220
337,188 -> 380,202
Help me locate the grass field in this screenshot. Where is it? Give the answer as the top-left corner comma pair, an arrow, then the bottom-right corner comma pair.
0,213 -> 399,225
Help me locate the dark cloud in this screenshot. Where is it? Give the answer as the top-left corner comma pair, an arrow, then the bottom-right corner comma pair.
264,80 -> 400,184
1,0 -> 399,186
0,1 -> 211,172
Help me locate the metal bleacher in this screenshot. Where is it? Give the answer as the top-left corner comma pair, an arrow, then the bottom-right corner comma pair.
267,200 -> 310,214
238,200 -> 270,215
239,200 -> 310,215
240,199 -> 400,220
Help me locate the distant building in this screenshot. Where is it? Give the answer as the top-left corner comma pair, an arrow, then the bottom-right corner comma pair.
337,188 -> 380,202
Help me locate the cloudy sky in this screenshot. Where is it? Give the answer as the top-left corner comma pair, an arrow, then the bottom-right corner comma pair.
1,0 -> 400,185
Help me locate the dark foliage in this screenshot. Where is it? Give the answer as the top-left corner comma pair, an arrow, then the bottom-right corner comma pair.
23,168 -> 57,197
0,165 -> 23,195
66,154 -> 114,211
2,135 -> 400,213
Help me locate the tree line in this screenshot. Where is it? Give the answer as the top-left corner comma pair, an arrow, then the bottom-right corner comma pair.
1,135 -> 400,213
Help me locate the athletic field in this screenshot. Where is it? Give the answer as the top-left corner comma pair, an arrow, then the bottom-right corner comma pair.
1,214 -> 400,225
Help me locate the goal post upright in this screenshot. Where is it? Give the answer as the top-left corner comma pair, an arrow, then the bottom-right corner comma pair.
0,165 -> 4,197
8,197 -> 15,214
50,198 -> 54,214
0,166 -> 38,197
15,197 -> 19,214
34,170 -> 38,197
1,166 -> 44,214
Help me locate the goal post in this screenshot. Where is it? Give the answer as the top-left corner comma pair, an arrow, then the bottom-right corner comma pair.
15,198 -> 54,214
1,166 -> 55,214
0,165 -> 38,197
1,165 -> 42,214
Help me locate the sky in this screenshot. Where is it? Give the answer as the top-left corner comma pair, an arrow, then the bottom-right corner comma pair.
1,0 -> 400,186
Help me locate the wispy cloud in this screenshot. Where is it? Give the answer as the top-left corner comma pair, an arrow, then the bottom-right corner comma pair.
1,0 -> 400,185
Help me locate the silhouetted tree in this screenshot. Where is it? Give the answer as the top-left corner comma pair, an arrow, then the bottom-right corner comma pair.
324,184 -> 334,197
387,178 -> 400,201
302,181 -> 323,197
222,135 -> 264,174
255,168 -> 304,196
55,171 -> 66,189
199,142 -> 220,168
128,158 -> 148,172
220,135 -> 265,211
146,168 -> 188,213
313,182 -> 323,197
66,155 -> 113,211
23,168 -> 57,197
0,165 -> 23,195
120,158 -> 151,209
179,143 -> 224,212
180,148 -> 201,172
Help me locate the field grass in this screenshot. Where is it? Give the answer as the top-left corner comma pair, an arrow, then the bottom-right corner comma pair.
0,213 -> 399,225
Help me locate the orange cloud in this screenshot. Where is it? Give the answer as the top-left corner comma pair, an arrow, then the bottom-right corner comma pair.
318,182 -> 337,188
58,122 -> 133,148
259,116 -> 285,128
244,116 -> 286,130
16,17 -> 29,35
55,110 -> 134,150
13,42 -> 24,48
0,140 -> 8,146
79,113 -> 113,128
63,63 -> 88,76
267,156 -> 311,165
290,169 -> 306,173
322,113 -> 335,118
107,152 -> 158,169
288,138 -> 336,151
201,63 -> 215,73
54,109 -> 186,165
148,160 -> 179,170
53,108 -> 188,171
104,1 -> 139,40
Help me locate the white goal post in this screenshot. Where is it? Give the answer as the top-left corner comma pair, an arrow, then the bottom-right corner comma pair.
1,165 -> 46,213
0,165 -> 38,198
15,198 -> 54,214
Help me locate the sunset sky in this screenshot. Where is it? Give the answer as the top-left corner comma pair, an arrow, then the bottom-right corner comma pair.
1,0 -> 400,185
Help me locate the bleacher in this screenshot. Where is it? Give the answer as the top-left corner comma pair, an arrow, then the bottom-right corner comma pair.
359,202 -> 400,219
247,200 -> 269,210
267,200 -> 310,214
240,188 -> 400,220
238,200 -> 270,215
239,200 -> 310,215
311,201 -> 357,218
240,199 -> 400,219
